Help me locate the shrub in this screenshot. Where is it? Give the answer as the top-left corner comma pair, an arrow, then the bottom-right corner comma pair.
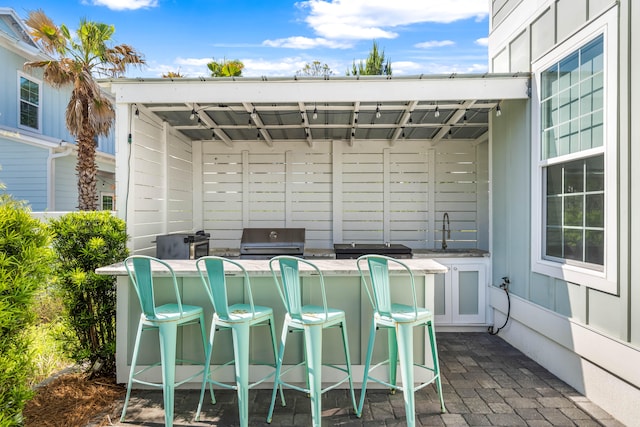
49,211 -> 128,377
0,195 -> 53,426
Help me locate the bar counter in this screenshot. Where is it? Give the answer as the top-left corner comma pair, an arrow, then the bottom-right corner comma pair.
96,257 -> 447,387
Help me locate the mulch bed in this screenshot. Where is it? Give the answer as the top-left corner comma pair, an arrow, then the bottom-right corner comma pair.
23,373 -> 125,427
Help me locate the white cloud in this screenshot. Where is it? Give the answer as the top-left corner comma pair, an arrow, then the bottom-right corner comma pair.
300,0 -> 488,40
475,37 -> 489,46
174,57 -> 211,67
263,37 -> 353,49
390,61 -> 422,75
242,57 -> 308,77
414,40 -> 455,49
90,0 -> 158,11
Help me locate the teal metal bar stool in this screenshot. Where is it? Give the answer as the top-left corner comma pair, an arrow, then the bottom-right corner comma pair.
194,256 -> 281,427
356,255 -> 446,427
121,255 -> 207,427
267,256 -> 358,427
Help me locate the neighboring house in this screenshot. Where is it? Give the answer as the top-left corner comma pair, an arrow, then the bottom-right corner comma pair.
488,0 -> 639,425
0,7 -> 115,211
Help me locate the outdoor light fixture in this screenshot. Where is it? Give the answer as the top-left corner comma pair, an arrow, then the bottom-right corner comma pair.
257,129 -> 261,139
190,109 -> 196,120
401,127 -> 405,138
211,129 -> 216,140
496,104 -> 502,117
301,111 -> 305,124
375,104 -> 381,119
448,126 -> 452,138
408,114 -> 413,124
251,108 -> 257,120
434,105 -> 440,118
313,105 -> 318,120
354,111 -> 359,124
134,105 -> 139,118
463,110 -> 468,123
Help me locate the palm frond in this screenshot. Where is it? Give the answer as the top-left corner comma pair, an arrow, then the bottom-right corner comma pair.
25,9 -> 67,55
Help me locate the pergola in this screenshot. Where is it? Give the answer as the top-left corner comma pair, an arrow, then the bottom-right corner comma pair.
104,73 -> 530,149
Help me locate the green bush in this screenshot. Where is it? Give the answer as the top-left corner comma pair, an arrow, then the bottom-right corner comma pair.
0,195 -> 53,426
49,211 -> 128,377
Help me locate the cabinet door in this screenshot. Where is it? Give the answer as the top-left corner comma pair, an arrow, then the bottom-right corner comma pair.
433,269 -> 452,324
451,264 -> 486,324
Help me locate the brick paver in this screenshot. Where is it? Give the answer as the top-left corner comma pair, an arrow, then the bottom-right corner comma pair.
101,333 -> 623,426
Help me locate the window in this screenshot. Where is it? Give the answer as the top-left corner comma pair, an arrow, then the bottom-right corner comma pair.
18,74 -> 41,131
532,12 -> 617,294
101,193 -> 115,211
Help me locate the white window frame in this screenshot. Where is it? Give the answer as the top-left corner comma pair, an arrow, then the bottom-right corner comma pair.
531,11 -> 618,294
101,192 -> 115,211
17,72 -> 42,133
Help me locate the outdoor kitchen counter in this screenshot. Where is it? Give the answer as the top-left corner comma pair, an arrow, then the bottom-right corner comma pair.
97,258 -> 447,386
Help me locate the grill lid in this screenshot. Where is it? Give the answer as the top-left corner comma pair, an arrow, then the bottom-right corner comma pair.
240,228 -> 305,256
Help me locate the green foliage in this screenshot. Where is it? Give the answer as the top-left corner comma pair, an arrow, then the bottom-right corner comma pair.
347,41 -> 392,76
207,57 -> 244,77
0,195 -> 53,426
49,211 -> 128,376
296,61 -> 334,78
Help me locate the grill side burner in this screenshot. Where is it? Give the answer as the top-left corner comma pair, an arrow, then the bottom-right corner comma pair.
239,228 -> 305,259
333,243 -> 413,259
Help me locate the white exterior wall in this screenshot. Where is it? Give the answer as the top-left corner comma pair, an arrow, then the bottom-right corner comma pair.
489,1 -> 640,424
119,112 -> 489,255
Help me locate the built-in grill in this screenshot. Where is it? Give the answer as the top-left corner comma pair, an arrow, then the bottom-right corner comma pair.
333,243 -> 413,259
239,228 -> 305,259
155,230 -> 210,259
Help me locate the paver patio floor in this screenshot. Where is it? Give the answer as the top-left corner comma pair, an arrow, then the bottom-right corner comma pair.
108,332 -> 625,426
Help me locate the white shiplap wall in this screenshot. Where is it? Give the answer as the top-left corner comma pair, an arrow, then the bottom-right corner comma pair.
197,139 -> 486,251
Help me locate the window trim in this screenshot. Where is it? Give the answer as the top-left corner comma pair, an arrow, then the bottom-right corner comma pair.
101,192 -> 115,211
531,10 -> 618,294
17,72 -> 42,133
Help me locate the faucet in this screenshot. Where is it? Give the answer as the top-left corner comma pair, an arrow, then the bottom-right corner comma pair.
441,212 -> 450,250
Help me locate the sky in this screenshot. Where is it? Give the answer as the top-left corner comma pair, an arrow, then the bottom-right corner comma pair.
6,0 -> 491,78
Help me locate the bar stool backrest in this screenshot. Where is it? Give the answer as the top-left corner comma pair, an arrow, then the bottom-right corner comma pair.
124,255 -> 184,320
357,255 -> 419,319
196,256 -> 256,320
269,256 -> 328,322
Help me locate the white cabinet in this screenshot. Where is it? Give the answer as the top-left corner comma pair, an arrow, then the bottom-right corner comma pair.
432,258 -> 489,325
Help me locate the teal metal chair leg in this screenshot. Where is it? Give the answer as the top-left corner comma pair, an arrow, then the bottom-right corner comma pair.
195,320 -> 217,421
427,322 -> 447,413
158,323 -> 178,427
340,320 -> 358,414
396,323 -> 415,427
388,328 -> 398,392
356,318 -> 377,418
267,319 -> 289,422
232,323 -> 251,427
268,317 -> 285,407
303,325 -> 323,427
120,320 -> 145,422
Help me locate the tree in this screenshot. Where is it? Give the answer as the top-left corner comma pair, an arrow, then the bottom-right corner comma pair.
347,40 -> 392,76
24,10 -> 145,211
162,70 -> 184,78
296,60 -> 334,78
207,57 -> 244,77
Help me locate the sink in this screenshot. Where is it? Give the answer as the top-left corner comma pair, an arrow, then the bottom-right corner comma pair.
414,248 -> 489,258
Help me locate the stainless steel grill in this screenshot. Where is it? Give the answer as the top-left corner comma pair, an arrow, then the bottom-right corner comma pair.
333,243 -> 413,259
239,228 -> 305,259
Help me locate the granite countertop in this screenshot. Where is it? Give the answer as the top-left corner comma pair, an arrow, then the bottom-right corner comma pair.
96,257 -> 448,277
413,249 -> 490,258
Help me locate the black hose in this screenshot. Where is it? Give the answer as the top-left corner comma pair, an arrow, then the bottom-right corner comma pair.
488,277 -> 510,335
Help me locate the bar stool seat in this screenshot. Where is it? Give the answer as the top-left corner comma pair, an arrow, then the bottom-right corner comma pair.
121,255 -> 207,427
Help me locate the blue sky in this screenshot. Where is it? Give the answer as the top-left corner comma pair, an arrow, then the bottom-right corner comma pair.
7,0 -> 490,78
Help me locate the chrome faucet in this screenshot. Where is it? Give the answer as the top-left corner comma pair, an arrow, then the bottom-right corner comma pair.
441,212 -> 450,250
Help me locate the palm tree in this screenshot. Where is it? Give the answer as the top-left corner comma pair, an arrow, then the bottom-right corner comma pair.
207,57 -> 244,77
24,10 -> 145,210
